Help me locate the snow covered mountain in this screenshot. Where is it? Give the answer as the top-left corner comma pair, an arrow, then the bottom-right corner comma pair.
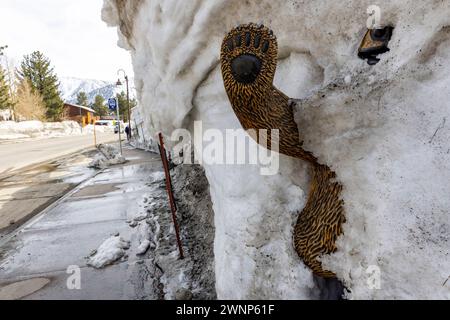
59,77 -> 127,105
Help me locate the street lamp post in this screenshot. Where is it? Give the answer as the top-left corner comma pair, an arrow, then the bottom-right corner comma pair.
115,97 -> 123,156
117,69 -> 131,139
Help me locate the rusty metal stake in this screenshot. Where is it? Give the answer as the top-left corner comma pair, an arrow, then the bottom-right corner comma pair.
158,132 -> 184,259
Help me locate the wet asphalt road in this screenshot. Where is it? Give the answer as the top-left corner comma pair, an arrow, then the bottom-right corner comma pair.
0,150 -> 98,237
0,132 -> 118,176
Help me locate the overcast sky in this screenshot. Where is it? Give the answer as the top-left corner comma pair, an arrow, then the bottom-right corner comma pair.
0,0 -> 133,81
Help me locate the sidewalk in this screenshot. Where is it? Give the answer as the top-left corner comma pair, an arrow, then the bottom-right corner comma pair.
0,146 -> 165,300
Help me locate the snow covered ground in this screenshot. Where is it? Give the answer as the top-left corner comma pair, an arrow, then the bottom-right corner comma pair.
0,121 -> 114,141
89,144 -> 127,169
103,0 -> 450,299
87,235 -> 131,269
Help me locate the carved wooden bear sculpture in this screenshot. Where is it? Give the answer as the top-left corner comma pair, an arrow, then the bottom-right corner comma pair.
220,23 -> 346,278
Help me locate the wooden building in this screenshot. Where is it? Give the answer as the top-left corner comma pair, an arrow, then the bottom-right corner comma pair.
63,103 -> 98,127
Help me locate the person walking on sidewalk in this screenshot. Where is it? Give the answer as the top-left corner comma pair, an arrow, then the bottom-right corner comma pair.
125,125 -> 131,141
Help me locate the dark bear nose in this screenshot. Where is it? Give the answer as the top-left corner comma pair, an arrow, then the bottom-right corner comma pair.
231,54 -> 262,84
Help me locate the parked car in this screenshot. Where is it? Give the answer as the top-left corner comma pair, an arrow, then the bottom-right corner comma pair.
114,123 -> 125,134
95,120 -> 114,127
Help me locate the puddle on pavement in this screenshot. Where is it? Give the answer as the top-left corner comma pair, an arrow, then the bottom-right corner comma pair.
72,183 -> 122,198
0,151 -> 97,186
94,164 -> 156,183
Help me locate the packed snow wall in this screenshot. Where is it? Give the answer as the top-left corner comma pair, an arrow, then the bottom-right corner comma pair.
102,0 -> 450,299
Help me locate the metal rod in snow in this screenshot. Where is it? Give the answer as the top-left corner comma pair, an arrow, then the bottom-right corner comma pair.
158,132 -> 184,260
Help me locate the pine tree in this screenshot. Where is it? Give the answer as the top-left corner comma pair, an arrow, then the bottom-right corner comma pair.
17,51 -> 63,121
91,95 -> 109,117
76,91 -> 89,107
0,66 -> 13,111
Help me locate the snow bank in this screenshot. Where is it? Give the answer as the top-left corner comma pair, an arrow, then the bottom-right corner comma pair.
123,165 -> 216,300
0,120 -> 44,134
87,235 -> 131,269
125,169 -> 194,300
43,121 -> 84,136
0,121 -> 115,141
126,171 -> 166,253
84,124 -> 115,134
0,120 -> 83,140
171,164 -> 217,300
129,107 -> 159,152
103,0 -> 450,299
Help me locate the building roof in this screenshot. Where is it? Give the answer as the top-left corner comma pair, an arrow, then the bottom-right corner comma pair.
64,102 -> 96,114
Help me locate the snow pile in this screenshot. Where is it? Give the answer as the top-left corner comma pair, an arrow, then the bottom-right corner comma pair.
130,135 -> 159,153
0,121 -> 116,141
89,144 -> 127,169
126,172 -> 165,254
129,107 -> 159,152
123,165 -> 216,300
83,124 -> 115,134
0,121 -> 45,140
126,169 -> 194,300
103,0 -> 450,299
0,120 -> 84,140
171,164 -> 217,300
42,121 -> 83,136
126,171 -> 165,241
87,235 -> 131,269
136,238 -> 151,256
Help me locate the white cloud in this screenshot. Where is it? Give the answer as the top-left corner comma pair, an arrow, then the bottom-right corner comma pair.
0,0 -> 133,81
